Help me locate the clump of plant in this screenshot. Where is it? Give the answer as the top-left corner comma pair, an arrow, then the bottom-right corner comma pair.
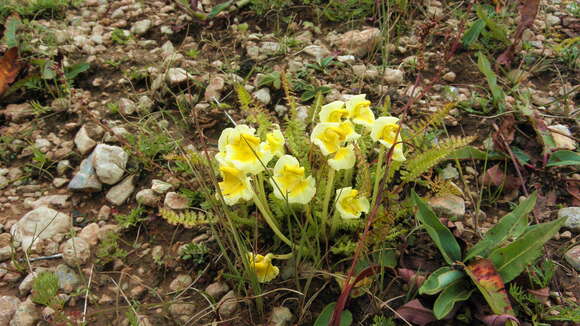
32,271 -> 64,308
411,191 -> 565,323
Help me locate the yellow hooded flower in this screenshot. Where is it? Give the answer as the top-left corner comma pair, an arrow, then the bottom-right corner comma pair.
218,164 -> 253,206
310,121 -> 360,156
247,252 -> 279,283
216,124 -> 273,174
270,155 -> 316,204
319,101 -> 348,123
328,144 -> 356,170
345,94 -> 375,127
335,187 -> 370,219
370,117 -> 406,162
261,128 -> 285,158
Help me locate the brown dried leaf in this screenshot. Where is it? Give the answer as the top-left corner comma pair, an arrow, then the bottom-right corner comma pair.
492,115 -> 516,153
0,47 -> 23,96
481,164 -> 522,191
497,0 -> 540,66
395,299 -> 436,326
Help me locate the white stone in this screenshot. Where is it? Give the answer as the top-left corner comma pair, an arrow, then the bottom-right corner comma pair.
0,296 -> 20,326
136,189 -> 160,207
550,125 -> 576,150
106,175 -> 136,206
166,68 -> 190,85
151,180 -> 172,194
253,88 -> 271,105
74,125 -> 97,155
131,19 -> 152,35
164,192 -> 188,210
11,207 -> 71,251
60,237 -> 91,266
79,223 -> 100,247
92,144 -> 128,185
303,45 -> 331,60
560,207 -> 580,232
383,68 -> 404,84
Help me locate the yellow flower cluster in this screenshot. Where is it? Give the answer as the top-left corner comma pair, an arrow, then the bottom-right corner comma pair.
216,124 -> 316,206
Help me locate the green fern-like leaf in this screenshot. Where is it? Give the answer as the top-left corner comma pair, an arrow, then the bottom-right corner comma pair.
235,84 -> 253,112
409,102 -> 456,136
401,136 -> 475,183
234,83 -> 273,137
159,208 -> 214,228
330,237 -> 357,256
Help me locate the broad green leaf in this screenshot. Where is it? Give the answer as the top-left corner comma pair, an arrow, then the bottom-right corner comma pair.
419,267 -> 467,295
489,218 -> 566,283
433,279 -> 474,319
447,147 -> 506,160
465,258 -> 514,317
477,52 -> 505,110
464,191 -> 537,262
511,147 -> 531,165
462,19 -> 486,46
65,62 -> 90,80
412,191 -> 462,264
374,248 -> 397,268
547,150 -> 580,167
314,302 -> 352,326
207,0 -> 233,19
475,6 -> 509,44
5,16 -> 21,48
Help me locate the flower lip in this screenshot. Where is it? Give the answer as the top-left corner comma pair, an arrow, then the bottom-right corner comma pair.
370,116 -> 406,162
216,124 -> 273,175
271,155 -> 316,204
247,252 -> 279,283
335,187 -> 370,219
319,100 -> 348,123
328,144 -> 356,170
345,94 -> 375,127
218,164 -> 254,206
310,121 -> 360,156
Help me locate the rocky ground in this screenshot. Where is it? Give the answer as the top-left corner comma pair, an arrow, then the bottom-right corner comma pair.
0,0 -> 579,325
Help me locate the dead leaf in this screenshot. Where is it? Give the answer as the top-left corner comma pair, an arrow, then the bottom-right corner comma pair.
478,314 -> 520,326
497,0 -> 540,66
398,268 -> 426,288
527,287 -> 549,305
395,299 -> 436,326
481,164 -> 522,191
492,115 -> 516,153
0,47 -> 23,96
465,259 -> 515,317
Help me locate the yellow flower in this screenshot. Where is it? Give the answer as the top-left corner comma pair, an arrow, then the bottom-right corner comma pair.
328,144 -> 355,170
310,121 -> 360,156
218,164 -> 253,206
270,155 -> 316,204
261,128 -> 285,158
216,124 -> 273,174
319,101 -> 348,123
345,94 -> 375,127
247,252 -> 279,283
335,187 -> 370,219
370,117 -> 406,162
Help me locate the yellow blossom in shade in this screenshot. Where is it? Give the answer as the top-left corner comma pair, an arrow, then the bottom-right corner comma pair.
345,94 -> 375,127
328,144 -> 355,170
270,155 -> 316,204
216,124 -> 273,174
319,101 -> 348,123
370,116 -> 406,162
261,128 -> 285,158
335,187 -> 370,219
247,252 -> 279,283
310,121 -> 360,156
217,164 -> 253,206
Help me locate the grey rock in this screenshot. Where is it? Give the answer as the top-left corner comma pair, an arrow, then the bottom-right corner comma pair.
204,76 -> 226,101
0,176 -> 8,190
164,192 -> 189,210
11,207 -> 71,251
166,68 -> 190,85
443,71 -> 456,82
564,245 -> 580,271
337,28 -> 381,57
118,98 -> 136,115
18,267 -> 49,296
169,274 -> 192,292
61,237 -> 91,266
440,164 -> 459,180
1,103 -> 34,122
303,45 -> 331,60
52,178 -> 69,188
337,55 -> 355,64
78,223 -> 100,247
0,296 -> 20,326
55,264 -> 80,293
9,299 -> 39,326
253,88 -> 271,105
26,194 -> 70,209
93,144 -> 128,185
383,68 -> 404,84
57,160 -> 72,176
550,125 -> 576,150
428,194 -> 465,218
131,19 -> 152,35
205,282 -> 229,299
560,207 -> 580,232
135,189 -> 160,207
74,125 -> 97,155
130,285 -> 146,299
218,290 -> 240,318
169,303 -> 195,322
151,179 -> 172,194
106,175 -> 136,206
261,42 -> 281,55
269,306 -> 293,326
68,153 -> 102,192
0,246 -> 11,262
151,245 -> 164,262
546,14 -> 560,26
138,96 -> 154,113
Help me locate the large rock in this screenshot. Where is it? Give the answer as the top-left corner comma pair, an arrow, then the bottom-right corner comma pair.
92,144 -> 128,185
55,264 -> 80,293
428,195 -> 465,218
564,245 -> 580,271
78,223 -> 100,247
336,28 -> 381,57
60,237 -> 91,266
105,175 -> 136,206
164,192 -> 188,210
560,207 -> 580,232
18,267 -> 49,296
1,103 -> 34,122
11,207 -> 71,251
9,299 -> 39,326
74,125 -> 97,155
0,296 -> 20,326
68,153 -> 102,192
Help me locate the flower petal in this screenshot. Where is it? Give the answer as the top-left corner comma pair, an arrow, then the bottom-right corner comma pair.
319,101 -> 347,123
328,144 -> 356,170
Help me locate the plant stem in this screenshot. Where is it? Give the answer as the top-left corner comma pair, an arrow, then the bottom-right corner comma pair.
253,196 -> 296,248
321,167 -> 336,237
371,149 -> 385,207
329,211 -> 340,238
271,252 -> 293,260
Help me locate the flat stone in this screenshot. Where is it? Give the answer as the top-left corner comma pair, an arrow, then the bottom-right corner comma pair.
550,125 -> 576,150
106,175 -> 136,206
383,68 -> 404,84
78,223 -> 100,247
118,98 -> 136,115
204,76 -> 225,101
253,88 -> 271,105
337,28 -> 381,57
74,125 -> 97,155
26,195 -> 70,209
0,296 -> 20,326
93,144 -> 128,185
152,180 -> 173,194
135,189 -> 160,207
9,299 -> 39,326
269,306 -> 293,326
442,71 -> 456,82
205,282 -> 230,299
1,103 -> 34,122
218,290 -> 240,318
164,192 -> 188,210
11,207 -> 71,251
302,45 -> 331,60
564,245 -> 580,271
61,237 -> 91,266
169,274 -> 192,292
68,153 -> 102,192
131,19 -> 152,35
166,68 -> 191,85
560,207 -> 580,232
428,194 -> 465,217
55,264 -> 80,293
52,178 -> 68,188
